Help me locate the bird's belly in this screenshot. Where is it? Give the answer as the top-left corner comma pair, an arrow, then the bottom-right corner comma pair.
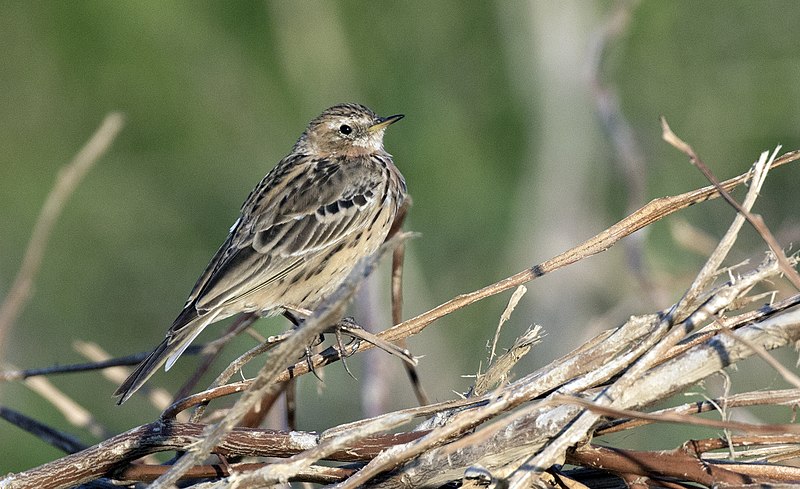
282,219 -> 395,311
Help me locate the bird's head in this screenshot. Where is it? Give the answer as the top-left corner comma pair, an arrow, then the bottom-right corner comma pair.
296,103 -> 403,157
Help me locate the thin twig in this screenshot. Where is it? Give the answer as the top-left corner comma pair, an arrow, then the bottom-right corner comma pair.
670,144 -> 773,321
0,113 -> 125,346
489,285 -> 527,363
277,150 -> 800,380
553,394 -> 800,435
589,0 -> 661,306
662,120 -> 800,290
389,198 -> 429,405
718,325 -> 800,389
0,406 -> 87,454
161,381 -> 252,420
185,328 -> 293,423
474,324 -> 541,397
568,443 -> 755,486
595,389 -> 800,436
25,373 -> 110,439
0,345 -> 208,383
72,341 -> 134,387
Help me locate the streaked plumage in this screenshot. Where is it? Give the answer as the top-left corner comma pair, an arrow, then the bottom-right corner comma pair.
115,103 -> 406,404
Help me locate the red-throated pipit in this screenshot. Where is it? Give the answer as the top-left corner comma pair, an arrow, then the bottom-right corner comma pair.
115,103 -> 407,404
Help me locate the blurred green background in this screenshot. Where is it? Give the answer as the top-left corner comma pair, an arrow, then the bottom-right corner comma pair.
2,1 -> 800,473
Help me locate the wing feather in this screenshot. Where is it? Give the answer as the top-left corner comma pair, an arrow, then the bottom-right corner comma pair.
174,155 -> 385,323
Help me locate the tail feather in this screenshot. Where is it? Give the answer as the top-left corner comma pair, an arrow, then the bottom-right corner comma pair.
113,337 -> 174,404
164,310 -> 221,371
114,311 -> 220,404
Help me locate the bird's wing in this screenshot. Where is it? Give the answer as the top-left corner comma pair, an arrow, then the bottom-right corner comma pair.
174,155 -> 387,325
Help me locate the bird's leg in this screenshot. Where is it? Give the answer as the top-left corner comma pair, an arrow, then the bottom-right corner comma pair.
335,317 -> 417,367
286,310 -> 325,347
282,309 -> 323,382
282,309 -> 303,327
334,325 -> 359,380
286,310 -> 360,380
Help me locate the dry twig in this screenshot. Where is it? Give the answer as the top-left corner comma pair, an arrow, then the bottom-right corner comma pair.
0,114 -> 124,348
4,139 -> 800,488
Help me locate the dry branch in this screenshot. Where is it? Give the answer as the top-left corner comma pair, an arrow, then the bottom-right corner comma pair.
272,148 -> 800,382
3,137 -> 800,488
0,113 -> 124,347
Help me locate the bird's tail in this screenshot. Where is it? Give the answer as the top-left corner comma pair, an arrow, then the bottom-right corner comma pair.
113,336 -> 174,404
113,311 -> 219,405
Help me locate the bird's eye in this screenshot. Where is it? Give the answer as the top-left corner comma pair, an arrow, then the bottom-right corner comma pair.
339,124 -> 353,135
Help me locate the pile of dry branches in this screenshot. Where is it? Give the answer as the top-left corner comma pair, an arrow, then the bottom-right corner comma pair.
2,115 -> 800,489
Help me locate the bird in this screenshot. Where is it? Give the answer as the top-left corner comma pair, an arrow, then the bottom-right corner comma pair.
114,103 -> 407,404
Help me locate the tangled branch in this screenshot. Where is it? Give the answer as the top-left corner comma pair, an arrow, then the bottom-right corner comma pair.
3,119 -> 800,487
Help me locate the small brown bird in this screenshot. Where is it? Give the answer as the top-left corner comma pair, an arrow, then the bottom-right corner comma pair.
115,103 -> 407,404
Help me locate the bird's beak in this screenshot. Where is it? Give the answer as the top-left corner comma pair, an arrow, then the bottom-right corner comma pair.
368,114 -> 404,132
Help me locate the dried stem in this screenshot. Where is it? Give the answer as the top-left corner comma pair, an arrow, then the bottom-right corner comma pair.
662,120 -> 800,290
4,142 -> 800,489
0,113 -> 124,348
276,149 -> 800,380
